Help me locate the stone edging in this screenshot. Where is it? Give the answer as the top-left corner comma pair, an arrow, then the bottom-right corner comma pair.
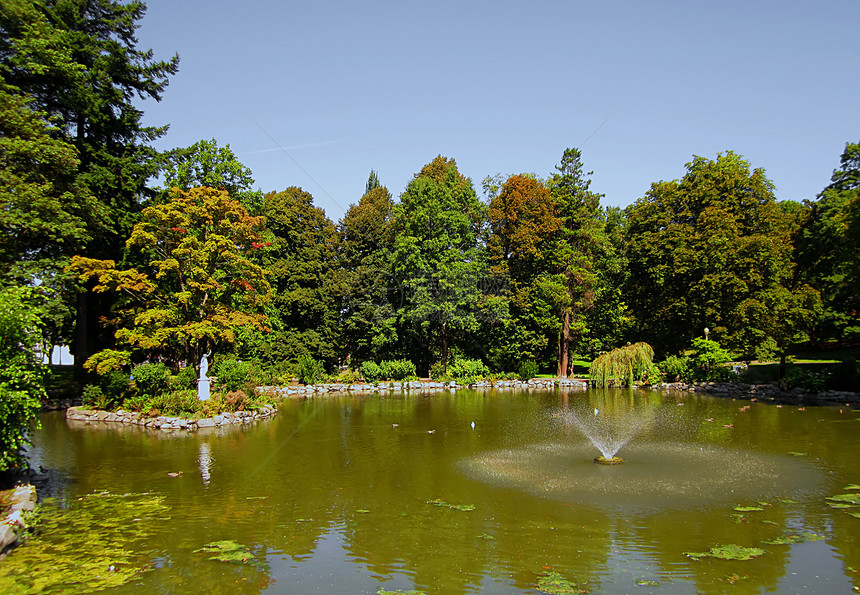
260,377 -> 587,396
65,405 -> 277,431
654,381 -> 860,405
1,484 -> 36,557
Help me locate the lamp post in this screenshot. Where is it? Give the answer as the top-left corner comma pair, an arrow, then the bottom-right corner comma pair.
704,327 -> 710,341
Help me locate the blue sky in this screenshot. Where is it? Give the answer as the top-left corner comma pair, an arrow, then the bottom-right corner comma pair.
137,0 -> 860,221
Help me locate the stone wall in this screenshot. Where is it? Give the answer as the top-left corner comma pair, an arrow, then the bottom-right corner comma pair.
260,377 -> 586,397
65,405 -> 277,431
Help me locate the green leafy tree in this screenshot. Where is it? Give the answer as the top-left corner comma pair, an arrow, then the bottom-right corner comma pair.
1,0 -> 179,373
251,187 -> 341,369
486,174 -> 561,369
159,138 -> 263,213
625,151 -> 816,357
67,187 -> 271,374
794,141 -> 860,343
391,156 -> 488,374
0,287 -> 47,471
339,174 -> 397,364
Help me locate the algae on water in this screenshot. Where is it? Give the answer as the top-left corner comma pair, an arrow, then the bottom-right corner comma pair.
685,544 -> 765,561
0,491 -> 170,594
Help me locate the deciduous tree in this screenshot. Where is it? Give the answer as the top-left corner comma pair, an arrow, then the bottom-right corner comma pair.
67,187 -> 270,374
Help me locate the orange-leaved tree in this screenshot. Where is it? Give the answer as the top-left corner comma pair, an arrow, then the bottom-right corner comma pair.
67,186 -> 271,375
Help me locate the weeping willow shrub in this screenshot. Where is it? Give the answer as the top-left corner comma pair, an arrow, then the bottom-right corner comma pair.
589,342 -> 655,388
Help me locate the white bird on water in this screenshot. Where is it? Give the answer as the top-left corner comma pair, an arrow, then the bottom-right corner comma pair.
594,408 -> 599,416
471,421 -> 476,429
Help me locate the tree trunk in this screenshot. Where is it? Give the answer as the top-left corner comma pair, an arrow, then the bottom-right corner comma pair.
557,311 -> 570,378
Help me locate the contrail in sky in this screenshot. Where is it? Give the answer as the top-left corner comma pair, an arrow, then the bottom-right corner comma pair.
247,114 -> 344,212
578,112 -> 615,149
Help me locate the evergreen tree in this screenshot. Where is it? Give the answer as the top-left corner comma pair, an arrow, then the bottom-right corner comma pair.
339,178 -> 397,365
1,0 -> 179,373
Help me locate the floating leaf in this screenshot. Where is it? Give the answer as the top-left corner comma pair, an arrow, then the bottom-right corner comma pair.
478,534 -> 495,540
762,520 -> 778,525
377,590 -> 427,595
734,506 -> 764,512
731,514 -> 746,524
356,509 -> 371,514
788,452 -> 807,457
827,494 -> 860,505
536,570 -> 586,594
778,498 -> 798,504
845,484 -> 860,490
848,512 -> 860,519
685,544 -> 765,561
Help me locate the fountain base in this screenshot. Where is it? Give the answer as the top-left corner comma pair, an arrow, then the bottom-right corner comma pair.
594,456 -> 624,465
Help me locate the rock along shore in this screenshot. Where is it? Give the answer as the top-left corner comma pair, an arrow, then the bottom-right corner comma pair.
0,484 -> 36,558
65,404 -> 278,431
653,381 -> 860,406
259,377 -> 586,397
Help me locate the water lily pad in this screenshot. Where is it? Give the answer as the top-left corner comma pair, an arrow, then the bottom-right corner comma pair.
845,485 -> 860,490
734,506 -> 764,512
788,452 -> 807,457
685,544 -> 765,561
377,590 -> 427,595
827,494 -> 860,505
848,512 -> 860,518
778,498 -> 798,504
536,570 -> 586,594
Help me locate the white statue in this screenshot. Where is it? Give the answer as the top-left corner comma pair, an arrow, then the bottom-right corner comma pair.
199,351 -> 210,380
197,351 -> 212,401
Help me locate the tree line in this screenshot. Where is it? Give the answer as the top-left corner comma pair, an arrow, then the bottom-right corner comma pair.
2,1 -> 859,389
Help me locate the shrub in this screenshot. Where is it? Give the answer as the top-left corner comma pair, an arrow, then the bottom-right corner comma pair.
429,361 -> 450,382
172,365 -> 198,390
335,368 -> 362,384
132,362 -> 171,397
81,384 -> 106,409
145,390 -> 199,417
212,358 -> 252,392
659,355 -> 691,383
295,354 -> 324,385
518,361 -> 539,382
689,338 -> 732,381
448,359 -> 490,385
360,361 -> 382,383
379,359 -> 417,381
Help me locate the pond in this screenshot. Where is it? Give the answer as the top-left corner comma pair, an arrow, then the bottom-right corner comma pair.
5,388 -> 860,594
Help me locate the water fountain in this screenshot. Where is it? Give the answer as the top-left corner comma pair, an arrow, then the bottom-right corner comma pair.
459,390 -> 823,510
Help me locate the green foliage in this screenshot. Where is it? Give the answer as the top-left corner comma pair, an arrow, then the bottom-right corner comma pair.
295,354 -> 325,385
535,570 -> 583,594
689,338 -> 733,381
212,358 -> 252,393
360,361 -> 383,383
447,358 -> 490,385
142,390 -> 200,417
131,362 -> 171,397
625,151 -> 808,357
379,359 -> 417,381
391,156 -> 488,374
518,360 -> 539,381
589,342 -> 654,387
173,365 -> 198,390
67,187 -> 271,373
0,287 -> 45,470
659,355 -> 691,383
160,138 -> 263,213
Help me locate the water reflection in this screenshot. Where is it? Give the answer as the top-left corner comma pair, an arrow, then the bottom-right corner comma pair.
12,391 -> 860,594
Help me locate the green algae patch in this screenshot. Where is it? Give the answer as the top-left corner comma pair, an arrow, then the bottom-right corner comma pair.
685,544 -> 765,561
762,532 -> 825,545
0,491 -> 170,594
634,578 -> 659,586
734,505 -> 765,512
426,498 -> 475,511
844,484 -> 860,490
377,590 -> 428,595
194,540 -> 258,564
536,570 -> 588,594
